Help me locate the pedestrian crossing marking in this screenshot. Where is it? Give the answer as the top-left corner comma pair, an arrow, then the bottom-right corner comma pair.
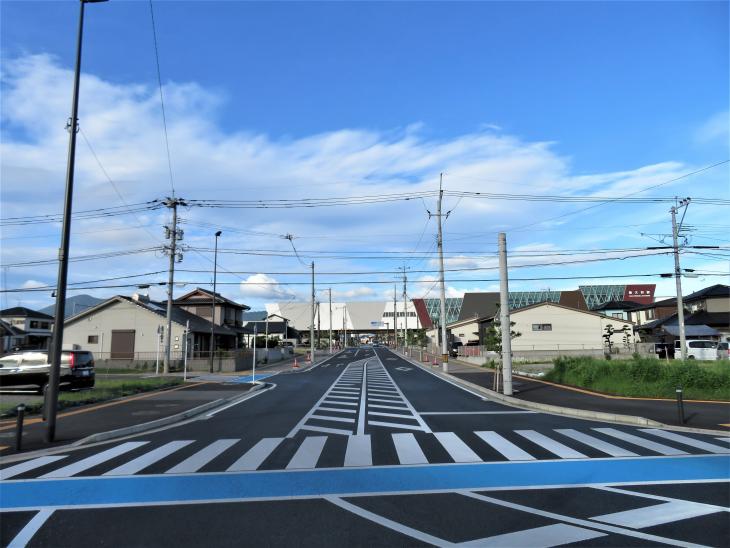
639,429 -> 730,454
311,414 -> 355,424
593,428 -> 689,456
3,426 -> 729,480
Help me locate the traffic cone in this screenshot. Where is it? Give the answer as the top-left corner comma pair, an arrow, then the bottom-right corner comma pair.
293,357 -> 299,369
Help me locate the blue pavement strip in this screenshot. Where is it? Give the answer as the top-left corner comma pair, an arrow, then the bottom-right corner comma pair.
1,455 -> 728,510
232,373 -> 274,383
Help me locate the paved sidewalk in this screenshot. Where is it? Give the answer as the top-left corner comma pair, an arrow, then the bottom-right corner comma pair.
0,381 -> 254,457
441,359 -> 730,431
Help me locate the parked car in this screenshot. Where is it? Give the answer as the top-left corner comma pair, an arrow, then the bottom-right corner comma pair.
717,342 -> 729,360
0,350 -> 95,393
450,341 -> 463,358
673,339 -> 718,360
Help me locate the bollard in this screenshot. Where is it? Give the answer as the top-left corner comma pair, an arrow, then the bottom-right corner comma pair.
15,404 -> 25,452
676,388 -> 685,424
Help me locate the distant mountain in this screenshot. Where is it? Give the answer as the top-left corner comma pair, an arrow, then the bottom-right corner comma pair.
39,294 -> 104,319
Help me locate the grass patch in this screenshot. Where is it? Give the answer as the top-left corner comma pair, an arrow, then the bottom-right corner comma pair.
544,356 -> 730,400
0,377 -> 184,417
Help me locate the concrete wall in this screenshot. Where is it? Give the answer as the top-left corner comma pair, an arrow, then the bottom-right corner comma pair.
509,304 -> 632,351
63,299 -> 186,355
449,320 -> 480,344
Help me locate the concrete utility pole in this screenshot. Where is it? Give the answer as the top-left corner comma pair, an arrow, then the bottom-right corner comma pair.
317,301 -> 321,349
434,173 -> 449,372
393,284 -> 398,349
498,232 -> 513,396
310,262 -> 315,362
46,0 -> 108,444
209,230 -> 221,373
671,198 -> 691,360
328,288 -> 333,354
163,197 -> 185,374
402,265 -> 408,348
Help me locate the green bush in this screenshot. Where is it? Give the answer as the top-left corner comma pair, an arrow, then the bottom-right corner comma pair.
545,356 -> 730,400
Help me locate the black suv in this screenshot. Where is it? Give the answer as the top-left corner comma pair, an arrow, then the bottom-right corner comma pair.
0,350 -> 95,393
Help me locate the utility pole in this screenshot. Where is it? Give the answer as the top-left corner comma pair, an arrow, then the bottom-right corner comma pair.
310,261 -> 315,363
328,288 -> 333,354
163,197 -> 185,374
209,230 -> 221,373
317,301 -> 321,349
498,232 -> 513,396
671,198 -> 691,360
45,0 -> 108,444
428,173 -> 450,372
401,265 -> 409,348
393,284 -> 398,349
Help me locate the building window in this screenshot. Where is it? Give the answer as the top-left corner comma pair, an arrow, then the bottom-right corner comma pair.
40,322 -> 49,329
196,306 -> 212,318
645,309 -> 655,320
612,313 -> 623,318
30,320 -> 39,329
532,324 -> 552,331
88,335 -> 99,344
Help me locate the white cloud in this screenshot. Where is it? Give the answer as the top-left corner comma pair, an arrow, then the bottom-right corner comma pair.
695,111 -> 729,145
238,274 -> 295,301
332,287 -> 376,299
21,279 -> 46,289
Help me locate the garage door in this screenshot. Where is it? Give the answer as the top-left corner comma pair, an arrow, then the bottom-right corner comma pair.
110,330 -> 135,359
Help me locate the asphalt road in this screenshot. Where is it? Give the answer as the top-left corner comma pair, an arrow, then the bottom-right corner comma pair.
2,347 -> 729,547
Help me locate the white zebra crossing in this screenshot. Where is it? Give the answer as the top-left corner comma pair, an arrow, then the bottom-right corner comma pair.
3,427 -> 723,480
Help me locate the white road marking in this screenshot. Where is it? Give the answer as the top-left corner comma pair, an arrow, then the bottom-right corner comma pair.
368,402 -> 408,410
367,396 -> 402,403
639,429 -> 730,453
324,400 -> 358,407
370,353 -> 431,433
462,523 -> 606,547
595,486 -> 730,512
344,434 -> 372,466
516,430 -> 587,459
460,491 -> 704,548
286,436 -> 327,469
475,431 -> 535,461
593,428 -> 689,456
592,500 -> 722,528
420,411 -> 535,415
104,441 -> 194,476
392,433 -> 428,465
326,394 -> 359,401
357,358 -> 368,435
555,429 -> 638,457
0,456 -> 67,481
434,432 -> 481,462
318,406 -> 357,414
6,509 -> 54,548
166,439 -> 239,474
310,414 -> 355,424
368,410 -> 413,418
301,424 -> 353,436
40,442 -> 149,478
368,420 -> 425,431
227,438 -> 283,471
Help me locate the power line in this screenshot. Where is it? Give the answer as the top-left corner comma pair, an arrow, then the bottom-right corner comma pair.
148,0 -> 175,197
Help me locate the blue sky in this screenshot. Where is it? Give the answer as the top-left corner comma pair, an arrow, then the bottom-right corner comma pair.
1,1 -> 728,310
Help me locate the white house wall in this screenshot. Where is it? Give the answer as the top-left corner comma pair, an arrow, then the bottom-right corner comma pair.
509,304 -> 632,351
63,300 -> 186,355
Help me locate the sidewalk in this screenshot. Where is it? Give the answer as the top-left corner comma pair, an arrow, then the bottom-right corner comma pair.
441,358 -> 730,431
0,381 -> 255,458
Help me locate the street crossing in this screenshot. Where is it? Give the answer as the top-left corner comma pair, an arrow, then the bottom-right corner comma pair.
3,427 -> 728,480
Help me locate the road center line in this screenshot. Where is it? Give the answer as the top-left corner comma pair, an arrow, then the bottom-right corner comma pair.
356,359 -> 368,435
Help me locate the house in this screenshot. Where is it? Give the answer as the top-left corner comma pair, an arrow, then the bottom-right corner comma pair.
241,314 -> 300,346
478,302 -> 634,352
592,300 -> 644,321
627,297 -> 679,325
447,315 -> 492,346
63,293 -> 241,359
0,306 -> 54,350
0,319 -> 25,353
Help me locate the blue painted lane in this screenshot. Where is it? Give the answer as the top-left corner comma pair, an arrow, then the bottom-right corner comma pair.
1,456 -> 728,510
232,373 -> 274,383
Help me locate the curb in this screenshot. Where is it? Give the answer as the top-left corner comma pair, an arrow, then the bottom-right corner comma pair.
397,351 -> 730,436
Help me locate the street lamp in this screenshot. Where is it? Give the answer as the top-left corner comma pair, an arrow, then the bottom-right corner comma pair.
209,230 -> 222,373
45,0 -> 108,444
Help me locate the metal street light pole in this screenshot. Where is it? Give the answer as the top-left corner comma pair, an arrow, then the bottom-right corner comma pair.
209,230 -> 222,373
45,0 -> 107,443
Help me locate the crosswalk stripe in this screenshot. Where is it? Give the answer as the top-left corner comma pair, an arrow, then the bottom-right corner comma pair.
592,500 -> 720,528
344,435 -> 372,466
593,428 -> 688,456
166,439 -> 239,474
318,406 -> 357,414
368,403 -> 407,410
40,442 -> 149,478
104,441 -> 194,476
368,410 -> 413,419
0,456 -> 67,481
475,431 -> 535,461
326,394 -> 359,401
516,430 -> 587,459
311,414 -> 355,423
392,433 -> 428,464
368,396 -> 402,403
555,429 -> 638,457
301,424 -> 353,436
467,523 -> 606,547
369,389 -> 398,395
434,432 -> 482,462
286,436 -> 327,469
323,399 -> 358,406
369,420 -> 424,431
639,429 -> 730,454
227,438 -> 283,471
715,437 -> 730,443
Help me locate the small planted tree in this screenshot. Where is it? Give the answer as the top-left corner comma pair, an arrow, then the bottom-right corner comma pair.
483,307 -> 521,391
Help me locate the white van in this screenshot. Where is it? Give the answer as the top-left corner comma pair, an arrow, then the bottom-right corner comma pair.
674,339 -> 718,360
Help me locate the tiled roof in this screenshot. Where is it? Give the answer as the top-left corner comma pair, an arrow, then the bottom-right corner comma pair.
0,307 -> 54,320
